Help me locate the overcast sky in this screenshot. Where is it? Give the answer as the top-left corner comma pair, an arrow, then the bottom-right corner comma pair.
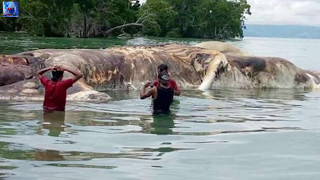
246,0 -> 320,27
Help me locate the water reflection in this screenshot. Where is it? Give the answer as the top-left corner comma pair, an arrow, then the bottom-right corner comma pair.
41,111 -> 66,137
183,88 -> 309,101
35,149 -> 64,161
151,114 -> 175,135
46,163 -> 116,169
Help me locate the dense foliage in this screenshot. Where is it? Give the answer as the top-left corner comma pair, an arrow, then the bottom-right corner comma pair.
0,0 -> 251,39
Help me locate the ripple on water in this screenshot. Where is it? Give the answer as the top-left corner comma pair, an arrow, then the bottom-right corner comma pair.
1,89 -> 320,179
46,163 -> 116,169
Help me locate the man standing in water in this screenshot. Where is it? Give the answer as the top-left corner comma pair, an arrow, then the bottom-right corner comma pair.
37,66 -> 82,112
153,64 -> 181,96
140,71 -> 174,114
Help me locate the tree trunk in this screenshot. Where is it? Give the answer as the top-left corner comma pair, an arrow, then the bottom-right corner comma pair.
83,14 -> 87,38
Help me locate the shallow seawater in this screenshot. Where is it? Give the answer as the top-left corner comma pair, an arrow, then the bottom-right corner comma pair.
0,32 -> 203,55
1,89 -> 320,180
1,34 -> 320,179
230,37 -> 320,71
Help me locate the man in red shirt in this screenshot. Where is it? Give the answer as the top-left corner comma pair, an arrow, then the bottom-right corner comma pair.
153,64 -> 181,96
37,66 -> 82,112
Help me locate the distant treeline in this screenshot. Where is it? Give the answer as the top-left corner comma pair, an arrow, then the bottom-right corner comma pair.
0,0 -> 251,39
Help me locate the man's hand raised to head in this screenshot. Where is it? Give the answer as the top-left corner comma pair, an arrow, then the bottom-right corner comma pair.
144,81 -> 151,88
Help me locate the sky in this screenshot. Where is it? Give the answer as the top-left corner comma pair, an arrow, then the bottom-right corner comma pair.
245,0 -> 320,27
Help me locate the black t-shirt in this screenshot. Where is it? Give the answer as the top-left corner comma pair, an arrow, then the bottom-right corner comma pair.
153,86 -> 174,114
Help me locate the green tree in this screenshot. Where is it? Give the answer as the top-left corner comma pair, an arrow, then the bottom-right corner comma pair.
69,0 -> 96,37
97,0 -> 139,37
139,0 -> 177,36
204,0 -> 251,39
19,0 -> 74,36
1,0 -> 251,39
167,0 -> 199,37
165,0 -> 251,39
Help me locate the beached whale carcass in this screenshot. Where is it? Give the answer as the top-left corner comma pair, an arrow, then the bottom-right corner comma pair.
0,42 -> 319,101
0,44 -> 227,100
194,41 -> 320,89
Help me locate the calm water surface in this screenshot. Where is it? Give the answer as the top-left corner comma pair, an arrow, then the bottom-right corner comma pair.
1,35 -> 320,179
231,37 -> 320,71
0,32 -> 202,55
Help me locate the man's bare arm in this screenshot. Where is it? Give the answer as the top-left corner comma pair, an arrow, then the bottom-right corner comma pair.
37,67 -> 53,78
140,82 -> 153,99
60,67 -> 83,82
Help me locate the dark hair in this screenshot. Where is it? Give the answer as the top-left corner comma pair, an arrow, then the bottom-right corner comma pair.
158,64 -> 168,73
51,71 -> 63,82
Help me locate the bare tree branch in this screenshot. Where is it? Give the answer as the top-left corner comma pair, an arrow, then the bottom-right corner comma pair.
102,23 -> 143,37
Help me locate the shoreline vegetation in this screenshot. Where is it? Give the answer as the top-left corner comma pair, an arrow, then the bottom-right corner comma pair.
0,0 -> 251,40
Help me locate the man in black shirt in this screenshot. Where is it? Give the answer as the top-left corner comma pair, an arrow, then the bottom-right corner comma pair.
140,71 -> 174,114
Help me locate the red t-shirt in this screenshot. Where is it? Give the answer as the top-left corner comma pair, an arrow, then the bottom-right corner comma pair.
40,76 -> 74,111
153,79 -> 179,91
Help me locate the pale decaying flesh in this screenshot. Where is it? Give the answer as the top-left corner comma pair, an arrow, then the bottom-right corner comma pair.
0,42 -> 319,101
